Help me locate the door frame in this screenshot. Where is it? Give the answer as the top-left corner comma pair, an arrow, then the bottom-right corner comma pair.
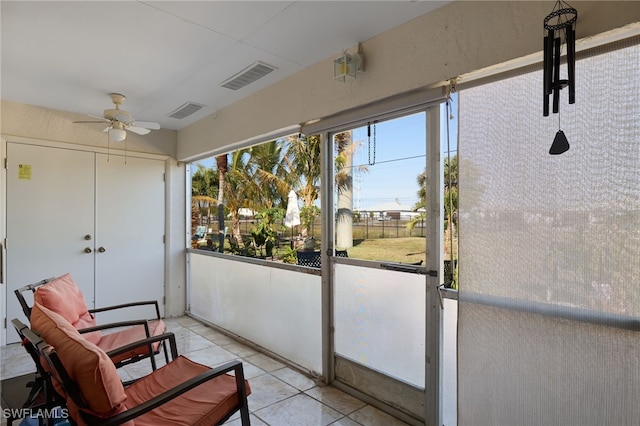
1,135 -> 171,344
318,104 -> 444,425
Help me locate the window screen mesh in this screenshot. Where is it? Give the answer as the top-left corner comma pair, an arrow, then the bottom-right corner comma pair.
458,38 -> 640,425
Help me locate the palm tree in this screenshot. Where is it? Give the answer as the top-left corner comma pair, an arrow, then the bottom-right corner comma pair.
223,149 -> 262,248
283,135 -> 321,237
444,154 -> 458,249
249,140 -> 290,209
406,169 -> 428,233
191,164 -> 218,226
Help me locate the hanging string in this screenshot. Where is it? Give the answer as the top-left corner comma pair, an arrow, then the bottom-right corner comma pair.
367,121 -> 377,166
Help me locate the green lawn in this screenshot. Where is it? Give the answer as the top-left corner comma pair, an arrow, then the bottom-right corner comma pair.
345,237 -> 427,264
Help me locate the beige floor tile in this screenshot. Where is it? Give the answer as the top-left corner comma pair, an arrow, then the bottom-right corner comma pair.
181,345 -> 238,368
305,385 -> 367,415
244,352 -> 286,372
348,405 -> 411,426
0,343 -> 35,380
271,367 -> 317,391
222,341 -> 259,358
254,393 -> 344,426
244,373 -> 299,411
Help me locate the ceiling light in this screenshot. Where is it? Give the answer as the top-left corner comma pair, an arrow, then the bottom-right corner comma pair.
108,126 -> 126,142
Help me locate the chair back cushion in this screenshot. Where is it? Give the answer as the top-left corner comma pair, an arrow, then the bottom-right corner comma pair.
30,302 -> 128,422
33,273 -> 101,344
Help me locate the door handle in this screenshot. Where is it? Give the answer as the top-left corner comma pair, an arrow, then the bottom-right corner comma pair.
84,247 -> 92,254
84,234 -> 92,241
98,247 -> 106,253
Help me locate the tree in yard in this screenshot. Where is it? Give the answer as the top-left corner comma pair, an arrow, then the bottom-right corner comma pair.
283,135 -> 321,238
223,149 -> 263,249
444,154 -> 458,251
191,164 -> 218,227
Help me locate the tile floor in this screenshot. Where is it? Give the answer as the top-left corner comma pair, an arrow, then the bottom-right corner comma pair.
1,315 -> 410,426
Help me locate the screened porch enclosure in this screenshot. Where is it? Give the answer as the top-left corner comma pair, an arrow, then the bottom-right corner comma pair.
457,37 -> 640,424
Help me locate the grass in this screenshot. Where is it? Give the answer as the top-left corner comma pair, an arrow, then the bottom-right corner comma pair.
345,237 -> 427,264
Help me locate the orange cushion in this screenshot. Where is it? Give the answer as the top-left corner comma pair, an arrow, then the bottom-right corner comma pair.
98,319 -> 165,365
30,302 -> 127,419
34,273 -> 101,344
125,355 -> 251,426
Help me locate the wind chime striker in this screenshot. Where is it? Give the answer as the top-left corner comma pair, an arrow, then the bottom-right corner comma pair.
543,1 -> 577,155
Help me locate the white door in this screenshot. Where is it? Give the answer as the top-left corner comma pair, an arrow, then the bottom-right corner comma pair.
6,143 -> 95,342
93,153 -> 165,323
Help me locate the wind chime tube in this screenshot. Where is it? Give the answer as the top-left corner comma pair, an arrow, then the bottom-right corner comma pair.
552,36 -> 561,114
567,25 -> 576,104
543,29 -> 555,116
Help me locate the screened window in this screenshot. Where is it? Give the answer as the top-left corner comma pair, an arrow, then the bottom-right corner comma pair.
458,38 -> 640,424
188,134 -> 321,263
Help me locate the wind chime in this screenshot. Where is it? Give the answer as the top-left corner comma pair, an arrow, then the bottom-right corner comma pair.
543,1 -> 577,155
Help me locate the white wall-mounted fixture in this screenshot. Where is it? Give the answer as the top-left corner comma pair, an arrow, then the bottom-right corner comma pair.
334,45 -> 364,82
108,122 -> 127,142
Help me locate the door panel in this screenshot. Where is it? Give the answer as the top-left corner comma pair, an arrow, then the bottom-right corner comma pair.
6,143 -> 95,343
330,111 -> 433,422
94,154 -> 165,323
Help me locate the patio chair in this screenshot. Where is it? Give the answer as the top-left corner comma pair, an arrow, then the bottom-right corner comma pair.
18,303 -> 251,426
15,273 -> 168,370
335,250 -> 348,258
296,250 -> 322,268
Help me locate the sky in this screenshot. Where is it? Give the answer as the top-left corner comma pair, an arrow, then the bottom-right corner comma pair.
343,94 -> 458,211
193,94 -> 458,211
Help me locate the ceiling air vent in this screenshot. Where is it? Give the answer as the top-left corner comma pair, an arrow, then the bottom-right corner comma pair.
220,61 -> 277,90
168,102 -> 205,119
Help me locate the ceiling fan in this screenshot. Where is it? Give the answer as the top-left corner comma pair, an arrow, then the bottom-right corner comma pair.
74,93 -> 160,141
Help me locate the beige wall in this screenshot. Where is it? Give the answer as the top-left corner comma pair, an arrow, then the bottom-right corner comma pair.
177,1 -> 640,161
1,100 -> 177,157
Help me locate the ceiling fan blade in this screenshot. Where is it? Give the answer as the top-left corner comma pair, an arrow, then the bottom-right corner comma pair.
73,120 -> 109,124
133,121 -> 161,130
102,126 -> 111,133
117,112 -> 133,123
88,114 -> 109,121
127,126 -> 151,135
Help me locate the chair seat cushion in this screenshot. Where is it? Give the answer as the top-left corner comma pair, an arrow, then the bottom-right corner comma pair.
98,319 -> 165,365
125,356 -> 251,426
33,273 -> 101,344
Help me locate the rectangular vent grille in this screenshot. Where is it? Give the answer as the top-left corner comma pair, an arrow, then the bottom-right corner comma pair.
168,102 -> 205,119
220,61 -> 276,90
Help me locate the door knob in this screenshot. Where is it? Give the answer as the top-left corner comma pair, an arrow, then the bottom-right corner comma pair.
98,247 -> 106,253
84,247 -> 92,254
84,234 -> 92,240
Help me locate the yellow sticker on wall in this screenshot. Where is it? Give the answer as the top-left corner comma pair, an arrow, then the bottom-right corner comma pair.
18,164 -> 32,180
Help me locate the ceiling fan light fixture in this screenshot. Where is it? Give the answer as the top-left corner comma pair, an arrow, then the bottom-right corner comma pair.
108,126 -> 127,142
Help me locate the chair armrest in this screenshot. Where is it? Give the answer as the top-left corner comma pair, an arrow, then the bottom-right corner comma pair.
89,300 -> 161,320
99,360 -> 247,426
104,332 -> 178,361
78,319 -> 151,338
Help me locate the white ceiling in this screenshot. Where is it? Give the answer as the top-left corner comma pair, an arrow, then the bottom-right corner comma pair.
1,1 -> 449,131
